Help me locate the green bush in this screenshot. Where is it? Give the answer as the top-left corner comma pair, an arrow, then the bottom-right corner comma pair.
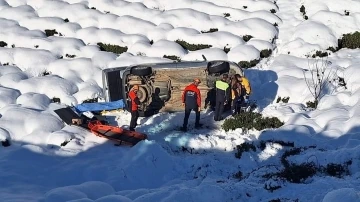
234,142 -> 256,158
0,41 -> 7,47
175,40 -> 212,51
260,49 -> 272,58
97,42 -> 128,54
223,46 -> 230,53
300,5 -> 305,14
223,13 -> 230,17
276,96 -> 290,103
238,59 -> 260,69
340,31 -> 360,49
270,9 -> 276,13
306,100 -> 318,109
163,55 -> 181,62
45,29 -> 58,37
242,35 -> 253,42
201,28 -> 218,33
311,50 -> 328,58
222,112 -> 284,132
64,18 -> 69,23
233,170 -> 243,179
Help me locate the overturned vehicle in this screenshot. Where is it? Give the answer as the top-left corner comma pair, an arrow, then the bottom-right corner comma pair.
102,60 -> 243,116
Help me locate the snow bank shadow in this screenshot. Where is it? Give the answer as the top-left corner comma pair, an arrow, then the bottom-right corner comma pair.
244,69 -> 278,110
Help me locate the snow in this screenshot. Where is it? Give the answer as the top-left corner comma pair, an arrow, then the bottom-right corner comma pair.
0,0 -> 360,201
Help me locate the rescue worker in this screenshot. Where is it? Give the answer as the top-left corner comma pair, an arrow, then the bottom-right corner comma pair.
214,74 -> 230,121
129,85 -> 141,131
231,74 -> 242,115
239,75 -> 251,102
181,78 -> 202,131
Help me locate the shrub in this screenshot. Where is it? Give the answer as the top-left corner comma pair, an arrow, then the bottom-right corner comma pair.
340,31 -> 360,49
242,35 -> 253,42
279,162 -> 317,183
222,112 -> 284,132
90,7 -> 96,10
260,49 -> 272,58
311,50 -> 328,58
233,170 -> 243,179
175,40 -> 212,51
234,142 -> 256,158
238,59 -> 260,69
327,46 -> 338,52
223,13 -> 230,17
344,10 -> 350,16
150,40 -> 154,45
60,140 -> 70,147
34,45 -> 39,48
41,70 -> 51,76
300,5 -> 305,14
163,55 -> 181,62
45,29 -> 58,37
274,22 -> 278,27
321,161 -> 352,178
11,44 -> 15,48
97,42 -> 128,54
270,9 -> 276,13
223,46 -> 230,53
201,28 -> 218,33
276,96 -> 290,103
0,41 -> 7,47
306,100 -> 318,109
64,18 -> 69,23
243,6 -> 247,9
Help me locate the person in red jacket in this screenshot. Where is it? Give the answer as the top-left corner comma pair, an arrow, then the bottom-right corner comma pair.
180,78 -> 202,131
129,85 -> 141,131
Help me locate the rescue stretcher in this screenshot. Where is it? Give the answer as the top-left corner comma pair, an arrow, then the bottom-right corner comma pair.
54,107 -> 147,146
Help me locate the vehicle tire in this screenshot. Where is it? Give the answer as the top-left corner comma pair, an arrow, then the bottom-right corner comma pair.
130,66 -> 152,76
137,86 -> 149,103
207,61 -> 230,74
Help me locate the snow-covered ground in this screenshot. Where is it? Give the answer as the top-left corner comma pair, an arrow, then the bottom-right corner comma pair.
1,0 -> 360,201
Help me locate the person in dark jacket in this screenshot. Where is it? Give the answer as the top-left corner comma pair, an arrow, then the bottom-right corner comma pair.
214,74 -> 230,121
231,74 -> 243,115
129,85 -> 141,131
181,78 -> 202,131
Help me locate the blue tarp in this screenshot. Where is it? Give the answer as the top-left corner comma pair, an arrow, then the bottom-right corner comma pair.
74,100 -> 126,113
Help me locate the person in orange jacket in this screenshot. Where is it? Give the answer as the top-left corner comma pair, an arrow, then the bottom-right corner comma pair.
180,78 -> 202,131
129,85 -> 141,131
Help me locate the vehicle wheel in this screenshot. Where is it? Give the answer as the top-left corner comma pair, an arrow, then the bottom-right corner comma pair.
207,61 -> 230,74
137,86 -> 149,103
130,66 -> 152,76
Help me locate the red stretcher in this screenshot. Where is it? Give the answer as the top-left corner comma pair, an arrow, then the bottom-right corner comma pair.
54,107 -> 147,146
87,120 -> 147,146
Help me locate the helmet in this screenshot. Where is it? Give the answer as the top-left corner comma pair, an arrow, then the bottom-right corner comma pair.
193,78 -> 201,84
